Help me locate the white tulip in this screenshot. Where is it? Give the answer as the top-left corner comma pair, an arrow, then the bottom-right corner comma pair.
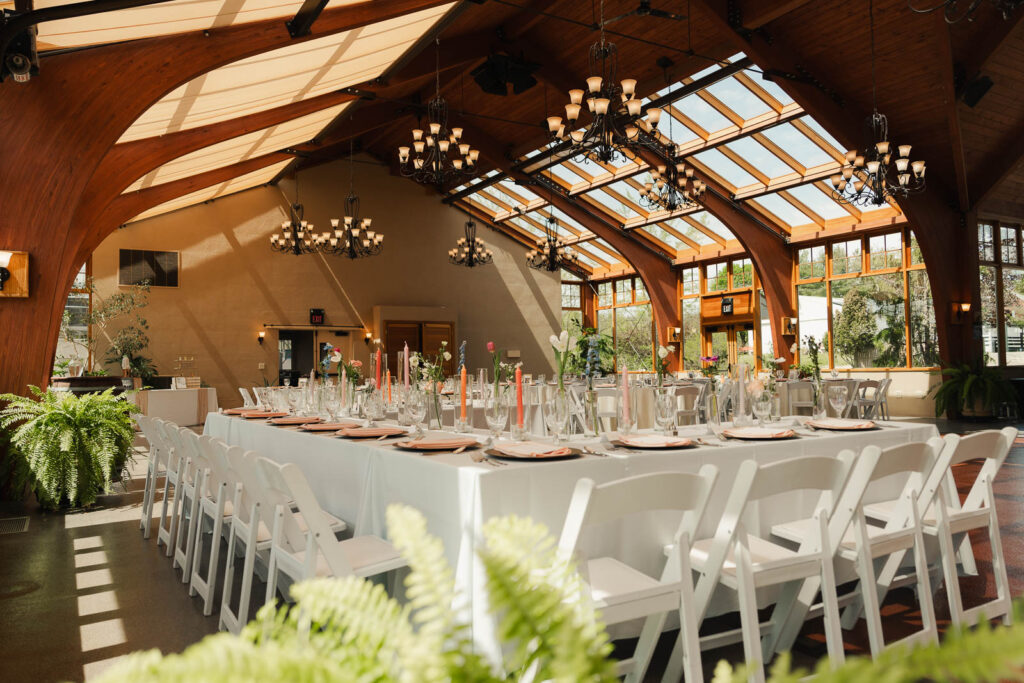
330,352 -> 342,363
443,352 -> 452,361
657,346 -> 669,359
789,343 -> 798,353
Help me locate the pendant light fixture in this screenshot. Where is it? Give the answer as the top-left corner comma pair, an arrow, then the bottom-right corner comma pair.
449,216 -> 493,268
322,140 -> 383,259
526,185 -> 579,272
270,175 -> 324,255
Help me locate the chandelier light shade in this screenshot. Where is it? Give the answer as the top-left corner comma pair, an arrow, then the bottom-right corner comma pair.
323,140 -> 382,259
544,1 -> 667,164
908,0 -> 1022,23
831,0 -> 926,207
639,162 -> 706,212
526,212 -> 579,272
398,39 -> 479,188
270,202 -> 324,255
449,218 -> 493,267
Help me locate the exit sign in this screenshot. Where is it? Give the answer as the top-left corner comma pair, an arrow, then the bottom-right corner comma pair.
721,297 -> 733,315
309,308 -> 325,325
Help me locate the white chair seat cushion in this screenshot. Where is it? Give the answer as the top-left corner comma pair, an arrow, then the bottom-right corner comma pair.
585,557 -> 678,608
295,535 -> 403,578
690,535 -> 799,575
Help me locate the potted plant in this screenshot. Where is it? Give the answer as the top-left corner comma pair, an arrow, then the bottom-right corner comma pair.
0,386 -> 138,509
930,363 -> 1017,419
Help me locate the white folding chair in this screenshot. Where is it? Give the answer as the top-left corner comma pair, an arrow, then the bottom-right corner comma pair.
135,414 -> 167,539
664,455 -> 851,683
675,385 -> 702,426
786,380 -> 816,416
189,435 -> 235,615
218,449 -> 349,633
849,380 -> 881,419
559,467 -> 718,683
772,438 -> 946,657
238,387 -> 255,408
875,378 -> 892,420
155,420 -> 188,557
171,429 -> 206,581
864,427 -> 1016,627
257,457 -> 405,602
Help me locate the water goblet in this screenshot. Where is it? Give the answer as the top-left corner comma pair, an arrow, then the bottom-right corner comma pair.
406,389 -> 428,437
753,390 -> 772,426
484,390 -> 509,439
827,385 -> 848,417
655,389 -> 676,435
543,387 -> 570,444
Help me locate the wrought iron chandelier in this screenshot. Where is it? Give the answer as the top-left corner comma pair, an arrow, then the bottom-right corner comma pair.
449,217 -> 493,268
543,1 -> 666,164
323,141 -> 382,259
526,206 -> 579,272
908,0 -> 1021,22
270,177 -> 324,255
398,39 -> 479,188
639,161 -> 706,212
831,0 -> 926,207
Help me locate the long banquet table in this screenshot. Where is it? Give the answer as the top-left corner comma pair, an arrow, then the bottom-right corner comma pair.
204,413 -> 938,657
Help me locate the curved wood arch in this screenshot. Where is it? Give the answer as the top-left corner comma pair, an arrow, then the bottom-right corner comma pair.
0,0 -> 450,396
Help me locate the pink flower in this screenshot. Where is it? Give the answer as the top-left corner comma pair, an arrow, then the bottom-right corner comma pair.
332,346 -> 341,353
351,360 -> 363,368
486,341 -> 496,353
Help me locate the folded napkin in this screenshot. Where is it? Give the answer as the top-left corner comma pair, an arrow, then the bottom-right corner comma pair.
300,420 -> 362,431
223,408 -> 259,415
242,411 -> 288,419
337,426 -> 407,438
269,416 -> 322,426
396,437 -> 478,450
807,417 -> 875,430
724,427 -> 795,439
494,441 -> 573,458
617,434 -> 693,448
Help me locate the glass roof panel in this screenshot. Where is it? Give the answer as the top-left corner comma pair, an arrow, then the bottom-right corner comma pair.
592,238 -> 624,259
573,250 -> 601,269
675,93 -> 732,133
662,111 -> 702,145
687,211 -> 736,241
760,122 -> 834,167
797,116 -> 847,154
704,77 -> 773,119
468,192 -> 505,215
118,4 -> 453,142
639,225 -> 687,250
692,148 -> 759,187
495,178 -> 540,204
783,185 -> 851,220
546,206 -> 589,234
526,210 -> 577,239
569,155 -> 615,180
547,162 -> 588,187
750,194 -> 814,226
724,137 -> 794,178
506,215 -> 545,239
35,0 -> 332,50
582,186 -> 641,221
746,71 -> 796,105
129,160 -> 291,223
662,218 -> 713,245
123,104 -> 349,192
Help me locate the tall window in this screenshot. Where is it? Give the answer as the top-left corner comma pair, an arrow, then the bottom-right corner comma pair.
560,270 -> 583,331
795,228 -> 937,369
979,221 -> 1024,366
55,262 -> 91,370
596,275 -> 653,371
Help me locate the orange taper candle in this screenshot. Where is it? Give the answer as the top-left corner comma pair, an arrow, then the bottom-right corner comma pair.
460,366 -> 467,420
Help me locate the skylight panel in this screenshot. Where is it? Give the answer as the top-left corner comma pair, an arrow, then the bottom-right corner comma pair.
573,250 -> 601,269
784,185 -> 851,220
687,211 -> 735,240
496,178 -> 539,204
663,218 -> 713,245
747,72 -> 796,105
569,155 -> 613,180
662,110 -> 702,145
797,116 -> 847,155
705,77 -> 773,119
750,194 -> 814,226
760,122 -> 834,167
693,148 -> 759,187
640,225 -> 687,250
547,162 -> 587,187
676,93 -> 733,133
547,206 -> 589,233
584,187 -> 640,221
507,215 -> 545,239
724,137 -> 795,178
528,210 -> 579,239
468,192 -> 504,215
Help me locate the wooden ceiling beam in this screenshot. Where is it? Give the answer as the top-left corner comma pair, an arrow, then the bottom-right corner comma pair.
935,14 -> 970,211
737,0 -> 816,30
970,120 -> 1024,210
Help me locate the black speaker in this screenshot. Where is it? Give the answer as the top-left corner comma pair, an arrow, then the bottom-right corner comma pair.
471,54 -> 539,96
962,75 -> 994,108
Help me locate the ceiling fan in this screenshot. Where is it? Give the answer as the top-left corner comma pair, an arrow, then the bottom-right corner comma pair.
600,0 -> 686,26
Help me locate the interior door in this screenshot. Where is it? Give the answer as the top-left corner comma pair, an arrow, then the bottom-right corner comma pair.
385,322 -> 422,376
704,327 -> 730,366
422,322 -> 455,375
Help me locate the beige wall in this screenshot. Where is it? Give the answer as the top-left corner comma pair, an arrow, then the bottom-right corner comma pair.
91,157 -> 561,408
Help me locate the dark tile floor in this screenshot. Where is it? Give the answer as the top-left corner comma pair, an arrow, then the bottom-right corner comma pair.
0,419 -> 1020,682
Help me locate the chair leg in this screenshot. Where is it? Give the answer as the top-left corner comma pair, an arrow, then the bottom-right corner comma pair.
857,552 -> 886,657
734,541 -> 766,683
219,524 -> 239,632
265,549 -> 280,605
911,527 -> 939,646
987,507 -> 1013,626
203,513 -> 225,615
936,519 -> 965,628
188,508 -> 208,597
818,557 -> 846,668
624,613 -> 667,683
954,531 -> 979,576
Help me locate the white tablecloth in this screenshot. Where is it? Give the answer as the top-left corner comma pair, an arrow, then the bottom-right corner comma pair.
204,413 -> 937,656
136,388 -> 218,426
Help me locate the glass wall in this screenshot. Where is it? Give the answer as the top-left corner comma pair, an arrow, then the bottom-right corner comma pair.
594,275 -> 653,371
978,221 -> 1024,366
55,262 -> 91,370
560,271 -> 583,332
795,228 -> 936,369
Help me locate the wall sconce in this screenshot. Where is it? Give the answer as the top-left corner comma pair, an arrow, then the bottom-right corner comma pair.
953,301 -> 972,324
364,331 -> 373,345
258,330 -> 266,345
781,316 -> 797,336
0,251 -> 11,291
666,326 -> 682,343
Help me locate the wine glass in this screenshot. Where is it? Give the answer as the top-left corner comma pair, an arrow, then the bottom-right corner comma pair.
827,385 -> 848,417
543,388 -> 570,444
323,391 -> 341,421
406,388 -> 428,437
617,388 -> 638,435
286,387 -> 303,415
364,389 -> 385,426
484,390 -> 509,439
655,390 -> 676,436
753,390 -> 773,426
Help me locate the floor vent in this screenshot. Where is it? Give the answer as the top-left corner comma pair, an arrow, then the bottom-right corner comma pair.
0,517 -> 29,535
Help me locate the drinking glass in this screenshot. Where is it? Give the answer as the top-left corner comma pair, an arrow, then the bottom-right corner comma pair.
406,388 -> 428,437
827,385 -> 849,417
283,377 -> 291,387
704,390 -> 724,439
364,389 -> 385,425
617,386 -> 638,435
484,390 -> 509,439
655,389 -> 676,435
543,387 -> 571,444
323,391 -> 341,421
286,387 -> 303,415
753,390 -> 772,426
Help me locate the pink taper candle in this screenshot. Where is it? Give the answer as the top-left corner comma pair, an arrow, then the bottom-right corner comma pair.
515,366 -> 524,428
375,349 -> 381,389
341,367 -> 347,404
404,342 -> 410,390
621,363 -> 630,423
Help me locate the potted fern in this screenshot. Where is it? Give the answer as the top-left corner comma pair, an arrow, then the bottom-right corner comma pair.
0,386 -> 137,509
930,364 -> 1017,419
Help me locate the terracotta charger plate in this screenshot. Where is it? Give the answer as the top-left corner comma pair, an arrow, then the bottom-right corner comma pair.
269,416 -> 322,426
720,427 -> 797,440
805,418 -> 876,431
300,421 -> 362,432
393,438 -> 480,452
242,411 -> 288,419
611,436 -> 696,449
336,427 -> 408,439
485,447 -> 582,461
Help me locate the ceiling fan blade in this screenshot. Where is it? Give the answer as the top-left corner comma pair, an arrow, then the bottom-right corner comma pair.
599,10 -> 639,26
648,8 -> 686,20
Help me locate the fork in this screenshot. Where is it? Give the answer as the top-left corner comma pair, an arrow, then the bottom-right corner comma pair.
471,451 -> 505,467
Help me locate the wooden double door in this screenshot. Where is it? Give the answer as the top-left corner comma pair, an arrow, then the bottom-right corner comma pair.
703,323 -> 756,368
384,321 -> 455,376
